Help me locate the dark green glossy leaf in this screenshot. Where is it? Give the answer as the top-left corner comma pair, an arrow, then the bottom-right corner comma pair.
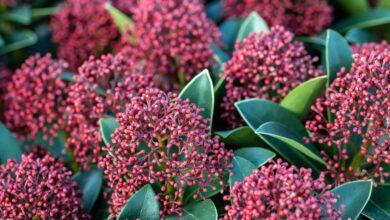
220,18 -> 241,51
362,185 -> 390,219
331,180 -> 373,220
236,12 -> 269,41
280,76 -> 327,120
330,0 -> 369,15
166,199 -> 217,220
34,131 -> 69,161
212,44 -> 229,62
99,118 -> 119,146
235,99 -> 307,136
206,1 -> 224,22
215,126 -> 265,148
2,4 -> 31,25
72,169 -> 103,213
179,69 -> 214,127
0,122 -> 22,164
0,30 -> 37,55
325,30 -> 353,85
230,156 -> 257,188
234,147 -> 275,167
118,184 -> 160,220
345,28 -> 379,44
104,2 -> 133,33
0,35 -> 4,47
58,72 -> 76,82
255,122 -> 327,167
333,8 -> 390,33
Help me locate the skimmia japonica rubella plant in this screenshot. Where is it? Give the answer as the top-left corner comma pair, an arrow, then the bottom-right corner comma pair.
0,0 -> 389,219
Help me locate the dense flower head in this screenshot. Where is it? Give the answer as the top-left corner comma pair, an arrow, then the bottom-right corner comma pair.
99,88 -> 233,216
222,0 -> 332,35
352,41 -> 390,55
0,152 -> 89,219
0,64 -> 12,112
121,0 -> 220,89
306,47 -> 389,185
51,0 -> 119,70
4,54 -> 68,142
65,52 -> 154,169
221,26 -> 323,128
223,159 -> 341,220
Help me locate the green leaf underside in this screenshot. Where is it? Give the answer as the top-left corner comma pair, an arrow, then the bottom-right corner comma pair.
230,156 -> 257,189
99,118 -> 119,146
72,169 -> 103,213
0,122 -> 23,164
166,199 -> 217,220
118,184 -> 160,220
237,12 -> 269,41
325,30 -> 353,86
215,126 -> 265,148
234,147 -> 275,167
331,180 -> 373,220
179,69 -> 215,128
362,185 -> 390,219
280,76 -> 327,120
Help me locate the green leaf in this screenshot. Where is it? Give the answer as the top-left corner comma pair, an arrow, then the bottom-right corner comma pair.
0,30 -> 37,55
345,29 -> 379,44
255,122 -> 328,167
235,99 -> 307,136
220,18 -> 241,51
118,184 -> 160,220
0,122 -> 23,164
166,199 -> 217,220
58,72 -> 76,82
0,35 -> 4,47
333,8 -> 390,33
234,147 -> 275,167
104,2 -> 133,33
215,126 -> 265,148
72,169 -> 103,213
362,186 -> 390,219
99,118 -> 119,146
236,12 -> 269,41
206,1 -> 224,22
34,131 -> 69,161
179,69 -> 214,127
280,76 -> 327,120
331,180 -> 373,220
331,0 -> 369,15
31,6 -> 60,18
2,4 -> 31,25
230,156 -> 257,188
325,30 -> 353,85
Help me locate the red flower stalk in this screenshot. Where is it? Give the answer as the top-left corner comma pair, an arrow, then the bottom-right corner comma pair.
306,47 -> 389,185
0,153 -> 89,219
65,53 -> 154,169
121,0 -> 220,89
223,159 -> 341,220
4,54 -> 69,142
222,0 -> 332,35
99,88 -> 233,216
221,26 -> 323,128
51,0 -> 120,70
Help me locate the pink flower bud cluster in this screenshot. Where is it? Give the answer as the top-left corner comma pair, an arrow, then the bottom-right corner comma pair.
222,0 -> 332,35
0,64 -> 12,109
51,0 -> 120,70
221,26 -> 323,128
306,44 -> 389,185
121,0 -> 220,89
99,88 -> 233,216
0,153 -> 89,219
223,159 -> 341,220
65,53 -> 154,169
352,41 -> 390,55
4,54 -> 69,141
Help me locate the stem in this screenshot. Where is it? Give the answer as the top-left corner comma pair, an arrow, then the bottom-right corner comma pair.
156,134 -> 175,200
178,71 -> 186,89
350,140 -> 371,173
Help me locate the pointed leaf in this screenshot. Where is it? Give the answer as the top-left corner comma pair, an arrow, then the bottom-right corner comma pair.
234,147 -> 275,168
220,18 -> 241,51
331,180 -> 373,220
99,118 -> 119,146
58,72 -> 76,82
237,12 -> 269,41
3,4 -> 31,25
104,2 -> 133,33
179,69 -> 214,126
215,126 -> 265,148
0,30 -> 37,55
362,186 -> 390,219
206,1 -> 224,22
0,122 -> 22,163
166,199 -> 217,220
345,29 -> 379,44
118,184 -> 160,220
230,156 -> 257,188
72,169 -> 103,213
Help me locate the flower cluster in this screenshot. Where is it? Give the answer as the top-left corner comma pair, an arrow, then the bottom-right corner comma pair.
352,41 -> 390,55
223,159 -> 341,220
222,0 -> 332,35
99,88 -> 233,216
51,0 -> 120,70
0,152 -> 89,219
4,54 -> 69,141
0,64 -> 12,117
306,45 -> 389,185
121,0 -> 220,89
221,26 -> 323,128
65,52 -> 154,169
